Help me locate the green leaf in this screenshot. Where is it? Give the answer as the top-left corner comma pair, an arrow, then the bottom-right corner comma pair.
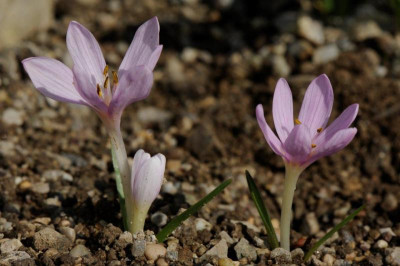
304,205 -> 365,262
245,170 -> 279,249
156,179 -> 232,243
111,147 -> 128,230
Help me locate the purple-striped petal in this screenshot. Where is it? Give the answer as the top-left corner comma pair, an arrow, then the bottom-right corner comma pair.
66,21 -> 106,83
72,66 -> 108,113
22,57 -> 87,105
314,104 -> 359,146
298,74 -> 334,138
119,17 -> 161,72
307,128 -> 357,166
273,78 -> 294,142
132,153 -> 165,206
283,124 -> 312,164
256,104 -> 284,156
109,66 -> 153,116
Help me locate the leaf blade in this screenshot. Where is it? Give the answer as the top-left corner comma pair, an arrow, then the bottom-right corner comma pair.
304,205 -> 365,262
156,179 -> 232,242
245,170 -> 279,249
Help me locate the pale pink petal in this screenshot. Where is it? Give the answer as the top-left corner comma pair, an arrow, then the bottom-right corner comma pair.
66,21 -> 106,83
272,78 -> 294,142
109,66 -> 153,116
131,149 -> 151,185
72,66 -> 108,113
256,104 -> 284,156
119,17 -> 161,72
306,128 -> 357,166
298,74 -> 334,138
132,153 -> 165,206
314,104 -> 359,146
283,124 -> 312,164
22,57 -> 87,105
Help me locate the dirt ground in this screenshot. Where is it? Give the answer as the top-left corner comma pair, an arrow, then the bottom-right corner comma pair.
0,0 -> 399,265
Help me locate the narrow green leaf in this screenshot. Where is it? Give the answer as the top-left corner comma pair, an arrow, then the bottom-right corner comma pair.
111,147 -> 128,230
304,205 -> 365,262
156,179 -> 232,242
245,170 -> 279,249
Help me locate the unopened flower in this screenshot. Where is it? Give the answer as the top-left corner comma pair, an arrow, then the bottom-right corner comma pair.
22,17 -> 162,127
130,149 -> 166,233
256,74 -> 358,170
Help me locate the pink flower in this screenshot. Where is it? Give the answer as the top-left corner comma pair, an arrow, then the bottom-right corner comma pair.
22,17 -> 162,125
256,74 -> 358,169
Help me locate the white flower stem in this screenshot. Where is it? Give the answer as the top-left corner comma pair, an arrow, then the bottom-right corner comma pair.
106,125 -> 137,233
280,164 -> 302,251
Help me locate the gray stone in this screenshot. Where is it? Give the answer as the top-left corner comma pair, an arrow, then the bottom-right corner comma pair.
291,248 -> 304,264
219,231 -> 234,245
298,16 -> 325,45
151,212 -> 168,227
43,170 -> 73,182
0,251 -> 33,264
2,108 -> 23,126
386,247 -> 400,265
382,193 -> 398,212
166,250 -> 178,261
271,248 -> 292,264
313,44 -> 340,64
33,227 -> 72,252
70,244 -> 90,258
234,238 -> 257,261
302,212 -> 320,235
31,182 -> 50,194
131,239 -> 146,257
0,0 -> 53,49
375,239 -> 388,249
352,21 -> 382,41
0,239 -> 23,253
271,55 -> 291,77
195,218 -> 212,232
199,239 -> 228,261
137,107 -> 172,125
59,227 -> 76,242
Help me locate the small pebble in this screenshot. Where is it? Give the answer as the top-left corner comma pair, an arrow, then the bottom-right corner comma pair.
31,182 -> 50,194
375,239 -> 388,249
151,212 -> 168,227
70,244 -> 90,257
144,243 -> 166,260
0,239 -> 23,253
323,253 -> 335,264
271,248 -> 292,264
59,227 -> 76,242
234,238 -> 257,261
131,239 -> 146,257
291,248 -> 304,264
195,218 -> 212,231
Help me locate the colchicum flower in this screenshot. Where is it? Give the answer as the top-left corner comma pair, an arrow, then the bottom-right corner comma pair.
256,74 -> 358,250
22,17 -> 162,127
130,149 -> 166,233
22,17 -> 162,233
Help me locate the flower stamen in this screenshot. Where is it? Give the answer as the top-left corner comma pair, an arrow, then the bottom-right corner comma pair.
104,76 -> 109,89
311,144 -> 316,148
96,84 -> 103,98
103,65 -> 109,76
112,71 -> 118,86
317,128 -> 323,133
295,118 -> 302,125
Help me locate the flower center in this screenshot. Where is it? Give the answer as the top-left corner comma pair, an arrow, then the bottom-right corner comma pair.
294,118 -> 302,125
96,65 -> 119,105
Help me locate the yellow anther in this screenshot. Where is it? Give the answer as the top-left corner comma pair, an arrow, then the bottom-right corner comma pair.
311,144 -> 317,148
317,128 -> 323,133
104,76 -> 109,89
103,65 -> 109,76
96,84 -> 103,97
112,71 -> 118,85
295,118 -> 302,125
